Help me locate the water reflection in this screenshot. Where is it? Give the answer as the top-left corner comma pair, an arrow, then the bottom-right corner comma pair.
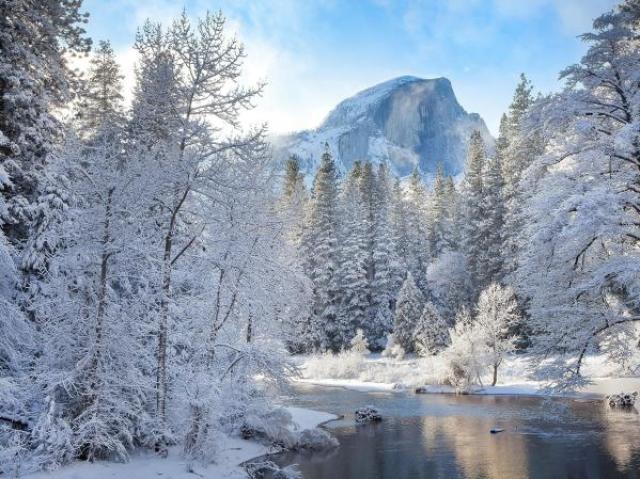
274,385 -> 640,479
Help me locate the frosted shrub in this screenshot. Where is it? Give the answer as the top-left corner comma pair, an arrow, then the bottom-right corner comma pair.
296,428 -> 339,450
303,350 -> 366,379
443,310 -> 487,391
350,329 -> 370,355
381,333 -> 405,360
414,302 -> 450,356
241,407 -> 297,448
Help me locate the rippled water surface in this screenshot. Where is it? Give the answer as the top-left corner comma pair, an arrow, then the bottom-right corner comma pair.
273,384 -> 640,479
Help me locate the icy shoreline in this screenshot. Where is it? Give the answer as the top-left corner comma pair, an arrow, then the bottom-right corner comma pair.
295,353 -> 640,400
25,407 -> 338,479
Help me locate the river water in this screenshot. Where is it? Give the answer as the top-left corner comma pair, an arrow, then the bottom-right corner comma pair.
273,383 -> 640,479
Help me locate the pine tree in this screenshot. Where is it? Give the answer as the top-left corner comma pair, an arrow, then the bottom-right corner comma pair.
369,163 -> 399,345
426,164 -> 448,258
392,272 -> 424,352
414,301 -> 450,356
461,131 -> 486,293
500,74 -> 541,278
301,144 -> 341,351
0,1 -> 90,245
129,21 -> 179,148
443,175 -> 459,251
389,178 -> 411,295
280,155 -> 308,247
336,161 -> 369,347
77,42 -> 124,136
479,155 -> 505,284
359,162 -> 376,320
405,168 -> 430,292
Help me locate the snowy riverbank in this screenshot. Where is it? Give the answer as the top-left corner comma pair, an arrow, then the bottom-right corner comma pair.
294,352 -> 640,399
25,407 -> 337,479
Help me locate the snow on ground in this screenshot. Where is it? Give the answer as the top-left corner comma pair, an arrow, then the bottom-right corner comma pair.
286,406 -> 338,430
295,352 -> 640,398
25,406 -> 337,479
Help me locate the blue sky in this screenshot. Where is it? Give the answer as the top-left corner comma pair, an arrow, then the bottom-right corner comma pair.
83,0 -> 618,135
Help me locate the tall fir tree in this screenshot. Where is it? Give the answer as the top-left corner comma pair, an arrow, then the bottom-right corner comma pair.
280,154 -> 308,247
461,131 -> 486,293
404,168 -> 430,292
414,301 -> 450,356
479,155 -> 506,285
300,144 -> 341,350
369,163 -> 399,345
0,0 -> 90,246
337,161 -> 369,347
426,164 -> 448,258
500,74 -> 541,278
389,178 -> 411,295
392,272 -> 424,352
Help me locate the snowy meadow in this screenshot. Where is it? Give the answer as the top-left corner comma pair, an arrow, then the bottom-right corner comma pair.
1,1 -> 640,478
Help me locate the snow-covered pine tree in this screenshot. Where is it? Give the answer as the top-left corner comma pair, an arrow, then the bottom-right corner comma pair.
442,175 -> 460,252
461,131 -> 486,293
389,178 -> 411,294
392,272 -> 424,352
129,20 -> 180,149
404,168 -> 430,292
479,154 -> 505,285
0,0 -> 90,247
426,251 -> 472,324
500,74 -> 543,279
280,155 -> 308,247
474,283 -> 519,386
369,163 -> 400,346
300,144 -> 341,351
414,301 -> 450,356
426,164 -> 449,258
337,161 -> 369,348
359,162 -> 376,321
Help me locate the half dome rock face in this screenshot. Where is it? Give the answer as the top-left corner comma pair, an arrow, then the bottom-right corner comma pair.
272,76 -> 494,179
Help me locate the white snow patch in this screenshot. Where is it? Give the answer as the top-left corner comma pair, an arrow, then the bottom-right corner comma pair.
24,406 -> 335,479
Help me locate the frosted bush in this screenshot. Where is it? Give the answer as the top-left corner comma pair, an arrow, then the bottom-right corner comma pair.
296,428 -> 339,450
381,333 -> 405,360
350,329 -> 370,355
241,407 -> 297,448
443,310 -> 488,391
303,350 -> 366,379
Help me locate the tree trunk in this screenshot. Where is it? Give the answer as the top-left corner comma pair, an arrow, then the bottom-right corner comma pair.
155,228 -> 172,455
89,188 -> 113,395
492,363 -> 498,387
246,312 -> 252,343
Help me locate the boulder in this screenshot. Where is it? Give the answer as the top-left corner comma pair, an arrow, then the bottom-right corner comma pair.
606,392 -> 638,409
355,405 -> 382,424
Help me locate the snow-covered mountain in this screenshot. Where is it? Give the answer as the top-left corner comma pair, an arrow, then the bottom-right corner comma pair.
272,76 -> 494,179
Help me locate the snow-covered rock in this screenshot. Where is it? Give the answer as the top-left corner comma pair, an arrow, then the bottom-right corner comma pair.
272,76 -> 493,179
606,392 -> 638,408
355,405 -> 382,423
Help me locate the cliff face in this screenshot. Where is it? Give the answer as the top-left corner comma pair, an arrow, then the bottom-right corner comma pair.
272,76 -> 494,179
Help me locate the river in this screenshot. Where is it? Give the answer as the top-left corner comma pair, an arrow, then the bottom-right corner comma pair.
272,383 -> 640,479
